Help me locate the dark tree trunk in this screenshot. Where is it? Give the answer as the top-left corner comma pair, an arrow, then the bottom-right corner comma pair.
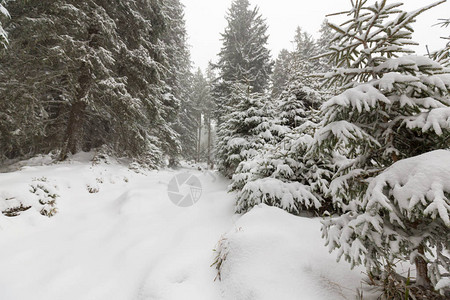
197,113 -> 202,163
415,244 -> 431,288
59,63 -> 91,161
59,100 -> 87,161
207,116 -> 211,169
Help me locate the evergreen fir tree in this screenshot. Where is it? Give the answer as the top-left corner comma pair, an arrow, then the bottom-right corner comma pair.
311,0 -> 450,296
230,121 -> 333,215
0,0 -> 188,167
276,26 -> 329,128
315,19 -> 336,74
212,0 -> 272,123
215,83 -> 282,178
229,24 -> 337,216
271,49 -> 291,100
161,0 -> 196,164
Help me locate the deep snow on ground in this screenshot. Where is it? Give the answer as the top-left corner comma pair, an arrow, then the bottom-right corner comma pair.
0,153 -> 371,300
218,205 -> 370,300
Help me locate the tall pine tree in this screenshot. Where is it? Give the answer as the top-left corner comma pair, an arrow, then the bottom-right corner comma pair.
212,0 -> 272,123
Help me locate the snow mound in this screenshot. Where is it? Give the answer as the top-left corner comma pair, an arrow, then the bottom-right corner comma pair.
217,204 -> 371,300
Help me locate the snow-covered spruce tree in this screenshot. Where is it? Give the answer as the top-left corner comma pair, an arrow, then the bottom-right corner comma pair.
271,21 -> 335,102
230,121 -> 335,215
162,0 -> 197,164
271,49 -> 292,100
325,150 -> 450,297
311,0 -> 450,296
215,83 -> 284,178
212,0 -> 272,123
0,0 -> 183,166
276,26 -> 331,127
230,79 -> 334,215
290,27 -> 318,70
278,77 -> 323,128
229,25 -> 339,215
315,19 -> 337,74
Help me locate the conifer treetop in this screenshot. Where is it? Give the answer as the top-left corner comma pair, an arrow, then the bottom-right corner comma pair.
316,0 -> 446,86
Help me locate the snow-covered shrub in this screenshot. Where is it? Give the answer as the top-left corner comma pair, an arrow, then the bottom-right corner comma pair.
323,150 -> 450,296
92,145 -> 114,165
211,234 -> 231,282
312,0 -> 450,297
29,177 -> 59,217
1,201 -> 30,217
1,176 -> 59,217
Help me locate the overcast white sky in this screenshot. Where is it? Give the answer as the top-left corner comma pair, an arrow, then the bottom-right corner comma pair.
180,0 -> 450,71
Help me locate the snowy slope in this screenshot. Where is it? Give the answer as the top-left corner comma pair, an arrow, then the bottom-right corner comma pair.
0,154 -> 369,300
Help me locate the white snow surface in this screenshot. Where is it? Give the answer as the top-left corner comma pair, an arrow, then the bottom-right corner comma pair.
0,153 -> 368,300
219,205 -> 369,300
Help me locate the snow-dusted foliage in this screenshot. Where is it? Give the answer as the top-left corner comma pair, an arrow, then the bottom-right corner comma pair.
314,0 -> 450,296
278,81 -> 322,128
271,25 -> 333,111
237,178 -> 320,214
216,84 -> 285,178
230,120 -> 334,215
0,0 -> 10,47
431,18 -> 450,67
212,0 -> 273,124
230,37 -> 334,215
0,0 -> 192,167
1,176 -> 59,218
313,3 -> 450,211
323,150 -> 450,294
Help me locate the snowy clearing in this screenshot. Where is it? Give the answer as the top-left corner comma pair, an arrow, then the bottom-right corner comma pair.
0,154 -> 370,300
